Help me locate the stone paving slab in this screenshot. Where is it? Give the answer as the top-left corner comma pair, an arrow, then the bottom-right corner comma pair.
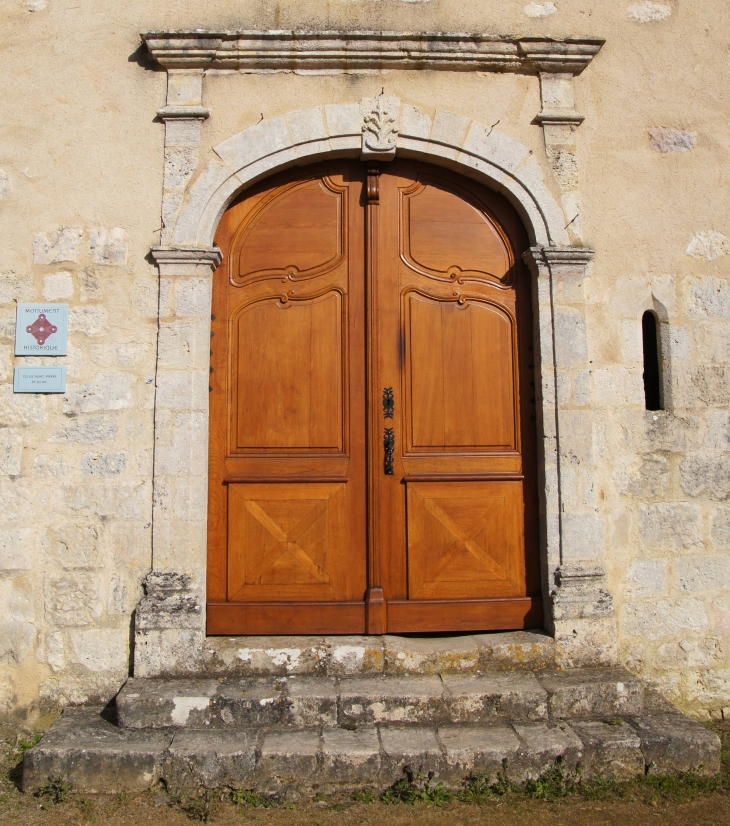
338,676 -> 446,726
163,730 -> 258,796
569,719 -> 644,780
438,724 -> 521,780
512,721 -> 584,779
537,667 -> 644,720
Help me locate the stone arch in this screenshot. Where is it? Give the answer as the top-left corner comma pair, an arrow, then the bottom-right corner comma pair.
169,104 -> 569,250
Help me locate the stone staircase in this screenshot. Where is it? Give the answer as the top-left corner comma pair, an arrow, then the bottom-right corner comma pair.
22,633 -> 721,797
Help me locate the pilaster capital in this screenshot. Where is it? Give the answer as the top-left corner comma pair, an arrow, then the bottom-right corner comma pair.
523,246 -> 594,273
150,246 -> 223,276
157,106 -> 210,121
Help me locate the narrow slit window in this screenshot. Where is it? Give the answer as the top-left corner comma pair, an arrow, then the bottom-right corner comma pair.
642,311 -> 663,411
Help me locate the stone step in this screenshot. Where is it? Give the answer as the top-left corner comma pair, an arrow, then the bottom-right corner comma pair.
202,631 -> 556,677
23,706 -> 721,796
116,668 -> 644,731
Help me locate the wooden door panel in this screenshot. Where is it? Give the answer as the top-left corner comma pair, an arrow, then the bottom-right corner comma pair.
401,179 -> 512,285
406,481 -> 526,600
406,294 -> 517,452
227,482 -> 353,602
231,292 -> 344,452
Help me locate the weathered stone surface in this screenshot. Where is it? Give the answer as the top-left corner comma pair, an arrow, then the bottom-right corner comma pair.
22,708 -> 172,794
631,714 -> 721,775
648,128 -> 696,154
338,676 -> 445,727
439,724 -> 521,780
211,679 -> 291,729
379,726 -> 442,776
476,631 -> 556,671
569,720 -> 644,779
284,677 -> 337,728
442,673 -> 548,722
117,678 -> 219,729
384,634 -> 479,675
325,636 -> 385,676
257,730 -> 319,790
163,730 -> 257,795
538,668 -> 644,720
319,729 -> 381,785
512,721 -> 584,779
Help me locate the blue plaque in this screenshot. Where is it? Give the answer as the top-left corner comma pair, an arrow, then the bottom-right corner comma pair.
15,303 -> 69,356
14,367 -> 66,394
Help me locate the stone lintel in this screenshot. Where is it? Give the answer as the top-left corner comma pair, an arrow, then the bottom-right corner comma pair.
141,31 -> 604,75
150,246 -> 223,275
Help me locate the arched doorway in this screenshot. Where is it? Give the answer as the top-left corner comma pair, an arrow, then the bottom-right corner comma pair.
206,159 -> 541,635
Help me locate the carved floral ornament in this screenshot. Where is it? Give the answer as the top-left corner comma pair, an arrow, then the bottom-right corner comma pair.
361,96 -> 399,159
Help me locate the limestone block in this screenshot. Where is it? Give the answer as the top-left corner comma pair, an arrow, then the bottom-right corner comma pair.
561,512 -> 605,561
325,636 -> 385,677
0,270 -> 35,304
64,374 -> 133,415
431,110 -> 471,153
286,107 -> 328,146
68,305 -> 109,337
537,668 -> 643,720
45,572 -> 105,627
689,365 -> 730,406
257,730 -> 319,790
591,365 -> 643,407
81,452 -> 127,477
0,384 -> 46,427
676,556 -> 730,593
525,2 -> 558,18
22,708 -> 172,795
439,724 -> 521,780
399,105 -> 432,142
89,228 -> 128,266
512,721 -> 583,779
214,117 -> 292,172
711,507 -> 730,547
554,617 -> 618,668
553,306 -> 587,367
155,372 -> 207,412
163,730 -> 257,794
441,673 -> 548,722
163,148 -> 198,193
323,103 -> 361,138
203,636 -> 326,677
166,71 -> 203,107
686,232 -> 729,262
627,2 -> 671,22
65,480 -> 150,521
569,720 -> 643,779
42,271 -> 74,300
630,714 -> 720,774
640,503 -> 703,551
165,118 -> 203,148
379,726 -> 442,777
52,413 -> 119,444
546,148 -> 578,190
704,412 -> 730,450
44,523 -> 104,569
157,322 -> 209,369
655,639 -> 715,670
0,620 -> 35,666
319,729 -> 381,785
287,678 -> 338,728
620,599 -> 708,639
69,628 -> 128,672
170,159 -> 237,246
172,278 -> 212,319
681,453 -> 730,499
0,429 -> 22,475
46,632 -> 65,672
648,128 -> 696,154
623,560 -> 668,599
338,676 -> 445,726
383,634 -> 478,675
0,169 -> 11,198
613,453 -> 669,498
476,631 -> 556,672
33,227 -> 82,264
134,629 -> 205,678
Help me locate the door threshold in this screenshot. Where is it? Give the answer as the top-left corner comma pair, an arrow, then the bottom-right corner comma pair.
202,629 -> 554,678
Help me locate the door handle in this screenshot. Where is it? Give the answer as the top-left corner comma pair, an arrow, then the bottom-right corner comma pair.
383,387 -> 395,475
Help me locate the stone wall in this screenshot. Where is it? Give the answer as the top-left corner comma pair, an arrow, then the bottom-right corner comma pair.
1,0 -> 730,722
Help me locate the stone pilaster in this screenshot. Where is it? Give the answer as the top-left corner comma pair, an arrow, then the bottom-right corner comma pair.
134,246 -> 222,677
158,71 -> 210,246
524,247 -> 617,668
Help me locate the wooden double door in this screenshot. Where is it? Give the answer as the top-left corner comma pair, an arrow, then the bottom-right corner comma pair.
207,159 -> 541,635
